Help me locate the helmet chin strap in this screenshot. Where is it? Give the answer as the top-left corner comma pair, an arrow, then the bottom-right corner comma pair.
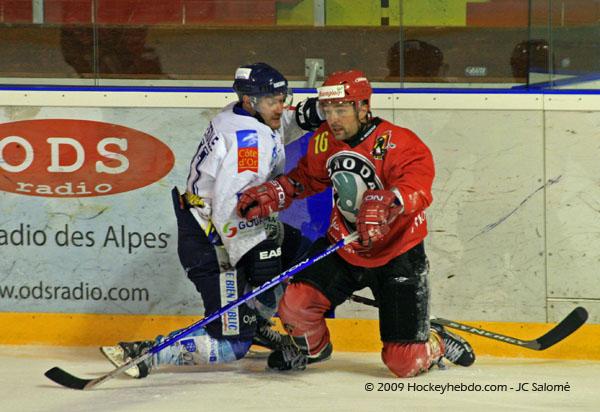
343,112 -> 373,142
250,104 -> 276,130
254,110 -> 267,126
239,97 -> 269,127
249,96 -> 261,111
355,104 -> 372,127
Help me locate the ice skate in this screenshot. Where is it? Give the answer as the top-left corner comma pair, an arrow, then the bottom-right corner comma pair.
100,340 -> 154,379
252,317 -> 286,351
431,323 -> 475,367
267,336 -> 333,371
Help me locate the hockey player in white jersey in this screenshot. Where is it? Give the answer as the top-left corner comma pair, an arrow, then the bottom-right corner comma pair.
101,63 -> 323,378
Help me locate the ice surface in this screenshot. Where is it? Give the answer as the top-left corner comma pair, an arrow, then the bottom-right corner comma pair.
2,345 -> 598,412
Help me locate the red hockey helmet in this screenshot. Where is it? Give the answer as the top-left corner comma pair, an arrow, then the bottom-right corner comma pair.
317,70 -> 372,106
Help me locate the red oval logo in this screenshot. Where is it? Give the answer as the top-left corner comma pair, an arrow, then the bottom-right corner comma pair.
0,119 -> 174,197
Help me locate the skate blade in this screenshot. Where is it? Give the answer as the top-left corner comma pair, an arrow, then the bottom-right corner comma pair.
247,347 -> 271,358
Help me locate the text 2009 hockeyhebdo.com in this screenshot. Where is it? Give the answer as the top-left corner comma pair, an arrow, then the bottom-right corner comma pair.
363,381 -> 571,394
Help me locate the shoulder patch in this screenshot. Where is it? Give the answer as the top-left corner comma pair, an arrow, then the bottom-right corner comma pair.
372,130 -> 394,160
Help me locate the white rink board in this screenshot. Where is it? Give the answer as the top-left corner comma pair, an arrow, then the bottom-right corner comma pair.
545,111 -> 600,300
0,106 -> 219,315
406,109 -> 545,322
1,91 -> 599,325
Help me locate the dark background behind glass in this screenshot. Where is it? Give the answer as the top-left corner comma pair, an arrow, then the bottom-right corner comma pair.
0,0 -> 598,88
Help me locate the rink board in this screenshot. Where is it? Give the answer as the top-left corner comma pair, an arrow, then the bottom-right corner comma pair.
1,89 -> 599,352
0,312 -> 598,360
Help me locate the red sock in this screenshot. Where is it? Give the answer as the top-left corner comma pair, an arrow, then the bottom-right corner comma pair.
381,333 -> 443,378
278,282 -> 332,355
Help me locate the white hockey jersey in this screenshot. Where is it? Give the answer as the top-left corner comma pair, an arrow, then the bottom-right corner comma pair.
186,102 -> 305,265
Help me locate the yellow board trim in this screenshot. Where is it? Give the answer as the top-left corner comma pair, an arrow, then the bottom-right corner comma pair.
1,313 -> 597,360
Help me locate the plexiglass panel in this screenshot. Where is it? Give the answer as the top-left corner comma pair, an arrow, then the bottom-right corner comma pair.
0,0 -> 598,89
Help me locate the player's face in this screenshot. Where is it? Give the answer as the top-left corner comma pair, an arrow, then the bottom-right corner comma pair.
255,94 -> 289,130
321,102 -> 367,141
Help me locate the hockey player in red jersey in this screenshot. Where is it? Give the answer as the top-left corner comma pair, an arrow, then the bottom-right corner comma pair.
236,70 -> 475,377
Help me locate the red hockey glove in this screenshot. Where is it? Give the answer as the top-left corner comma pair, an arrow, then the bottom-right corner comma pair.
236,175 -> 300,220
356,189 -> 402,247
327,211 -> 370,254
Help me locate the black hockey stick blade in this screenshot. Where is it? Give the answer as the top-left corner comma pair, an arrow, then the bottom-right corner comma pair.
532,306 -> 588,350
430,307 -> 588,351
349,295 -> 588,351
44,367 -> 98,390
45,350 -> 154,390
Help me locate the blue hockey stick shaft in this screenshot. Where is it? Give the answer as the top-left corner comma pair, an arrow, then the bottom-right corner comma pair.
51,231 -> 358,390
149,231 -> 358,355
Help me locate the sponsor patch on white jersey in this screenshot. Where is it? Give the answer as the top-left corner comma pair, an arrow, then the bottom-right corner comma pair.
220,269 -> 239,336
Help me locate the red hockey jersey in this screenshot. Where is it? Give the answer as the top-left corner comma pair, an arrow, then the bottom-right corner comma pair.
289,118 -> 435,268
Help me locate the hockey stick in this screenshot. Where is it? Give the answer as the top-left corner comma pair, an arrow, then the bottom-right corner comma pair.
45,232 -> 359,390
349,294 -> 588,351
